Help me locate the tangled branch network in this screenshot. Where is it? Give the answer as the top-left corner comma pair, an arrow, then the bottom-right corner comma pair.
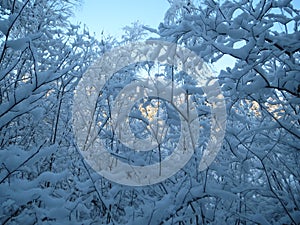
72,40 -> 226,186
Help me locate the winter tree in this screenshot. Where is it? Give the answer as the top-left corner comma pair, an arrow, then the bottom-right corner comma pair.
149,0 -> 300,224
1,0 -> 299,224
0,0 -> 111,224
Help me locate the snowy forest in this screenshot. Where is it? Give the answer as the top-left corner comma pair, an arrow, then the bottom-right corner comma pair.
0,0 -> 300,224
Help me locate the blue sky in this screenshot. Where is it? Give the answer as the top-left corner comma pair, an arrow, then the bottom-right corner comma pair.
73,0 -> 170,39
